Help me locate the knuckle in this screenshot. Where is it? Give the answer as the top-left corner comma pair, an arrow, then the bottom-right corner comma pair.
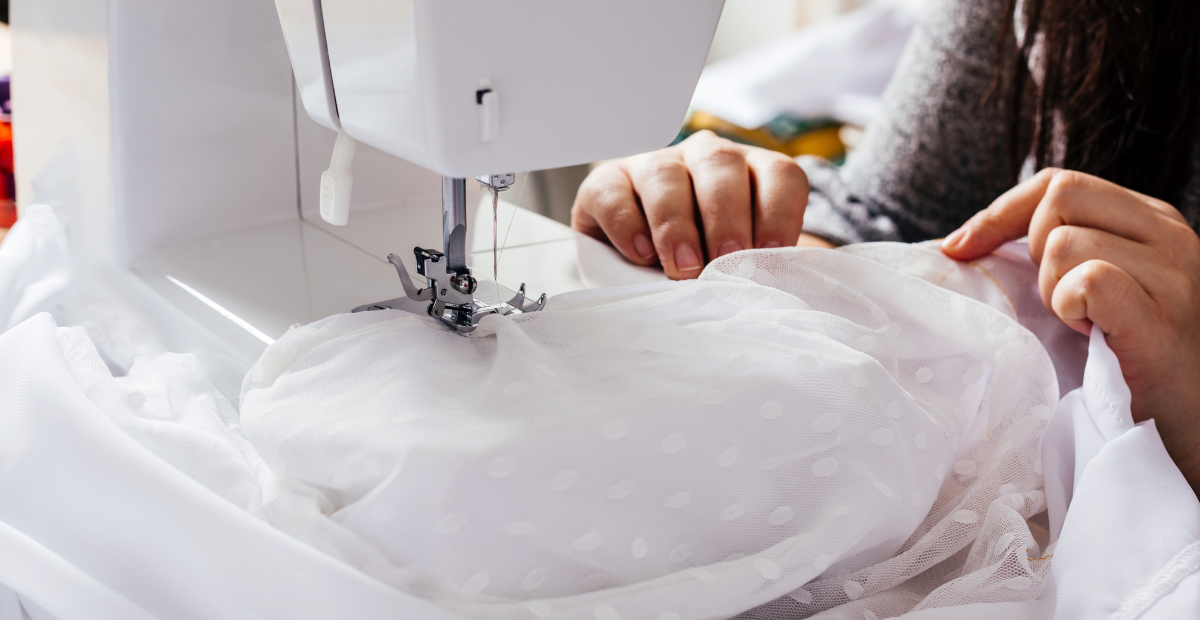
1151,219 -> 1200,273
574,175 -> 635,222
682,130 -> 720,150
696,143 -> 746,169
762,154 -> 803,180
683,133 -> 743,165
1162,270 -> 1193,299
1045,170 -> 1086,201
591,159 -> 621,174
1043,226 -> 1077,260
1041,171 -> 1093,223
639,157 -> 687,185
1035,166 -> 1063,184
1169,218 -> 1200,249
572,179 -> 606,214
687,129 -> 732,151
588,186 -> 626,215
1076,259 -> 1113,289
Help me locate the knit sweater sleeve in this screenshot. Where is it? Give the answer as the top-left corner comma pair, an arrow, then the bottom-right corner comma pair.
800,0 -> 1018,245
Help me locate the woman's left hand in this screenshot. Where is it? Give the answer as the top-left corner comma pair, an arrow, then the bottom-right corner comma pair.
941,168 -> 1200,492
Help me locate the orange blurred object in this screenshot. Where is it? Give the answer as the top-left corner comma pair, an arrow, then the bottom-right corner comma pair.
0,121 -> 13,229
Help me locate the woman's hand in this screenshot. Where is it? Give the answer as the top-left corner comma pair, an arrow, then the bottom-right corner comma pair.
942,168 -> 1200,490
571,130 -> 828,280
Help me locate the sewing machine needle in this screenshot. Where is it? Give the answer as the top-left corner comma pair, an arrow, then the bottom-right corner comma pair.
492,186 -> 499,284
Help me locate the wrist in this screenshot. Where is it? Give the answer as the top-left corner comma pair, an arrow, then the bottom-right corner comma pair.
798,232 -> 838,249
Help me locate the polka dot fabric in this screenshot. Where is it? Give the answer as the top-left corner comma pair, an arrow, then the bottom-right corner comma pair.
240,245 -> 1058,620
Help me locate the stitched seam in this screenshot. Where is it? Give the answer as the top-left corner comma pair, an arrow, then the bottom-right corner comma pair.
1111,540 -> 1200,620
1087,372 -> 1125,432
966,260 -> 1020,319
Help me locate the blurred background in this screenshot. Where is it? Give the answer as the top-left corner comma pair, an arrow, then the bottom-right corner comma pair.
708,0 -> 871,63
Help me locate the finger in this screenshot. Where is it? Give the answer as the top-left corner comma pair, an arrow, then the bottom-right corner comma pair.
1037,225 -> 1163,312
942,167 -> 1061,260
744,149 -> 808,249
1051,260 -> 1157,345
625,150 -> 706,280
571,163 -> 658,266
679,132 -> 754,260
943,168 -> 1182,261
1025,171 -> 1182,264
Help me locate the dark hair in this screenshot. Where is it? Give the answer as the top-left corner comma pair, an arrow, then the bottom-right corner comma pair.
991,0 -> 1200,206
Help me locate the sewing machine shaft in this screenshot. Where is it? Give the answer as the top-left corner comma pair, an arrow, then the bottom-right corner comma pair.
352,174 -> 546,332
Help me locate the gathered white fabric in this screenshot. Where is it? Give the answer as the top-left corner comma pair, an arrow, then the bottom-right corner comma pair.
3,207 -> 1198,620
240,246 -> 1059,620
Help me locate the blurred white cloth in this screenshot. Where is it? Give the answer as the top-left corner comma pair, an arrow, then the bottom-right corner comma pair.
0,205 -> 71,331
690,2 -> 918,128
0,209 -> 1196,619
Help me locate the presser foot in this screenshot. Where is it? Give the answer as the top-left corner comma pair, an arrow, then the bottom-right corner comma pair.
351,249 -> 546,333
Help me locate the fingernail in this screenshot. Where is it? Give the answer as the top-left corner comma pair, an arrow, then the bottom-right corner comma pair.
716,240 -> 744,258
632,233 -> 655,260
943,227 -> 967,249
674,244 -> 703,272
760,240 -> 782,249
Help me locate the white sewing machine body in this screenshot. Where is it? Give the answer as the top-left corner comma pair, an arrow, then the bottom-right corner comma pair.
13,0 -> 723,368
280,0 -> 721,177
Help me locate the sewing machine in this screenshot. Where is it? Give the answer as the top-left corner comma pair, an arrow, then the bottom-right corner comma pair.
275,0 -> 725,331
13,0 -> 723,375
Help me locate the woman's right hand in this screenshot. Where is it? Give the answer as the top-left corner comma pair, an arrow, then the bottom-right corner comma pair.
571,130 -> 828,280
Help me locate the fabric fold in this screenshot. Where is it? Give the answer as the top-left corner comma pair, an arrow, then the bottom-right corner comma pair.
0,314 -> 460,620
1041,326 -> 1200,619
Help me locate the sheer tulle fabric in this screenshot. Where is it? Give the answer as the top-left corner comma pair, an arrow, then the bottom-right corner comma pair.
240,245 -> 1058,620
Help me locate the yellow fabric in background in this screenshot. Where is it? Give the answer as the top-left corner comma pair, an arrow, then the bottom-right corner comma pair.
684,110 -> 846,160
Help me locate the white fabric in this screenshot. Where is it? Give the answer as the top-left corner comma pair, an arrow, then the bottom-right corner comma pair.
239,245 -> 1058,619
0,209 -> 1196,619
0,313 -> 462,620
1043,329 -> 1200,619
0,204 -> 71,331
895,325 -> 1200,620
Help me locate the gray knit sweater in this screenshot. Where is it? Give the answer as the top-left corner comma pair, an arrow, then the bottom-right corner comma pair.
799,0 -> 1200,246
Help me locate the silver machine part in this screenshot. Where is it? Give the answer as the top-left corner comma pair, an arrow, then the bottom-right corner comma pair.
352,174 -> 546,332
476,173 -> 515,191
442,177 -> 469,272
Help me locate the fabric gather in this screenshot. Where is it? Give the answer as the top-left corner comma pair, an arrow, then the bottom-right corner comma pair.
239,245 -> 1059,620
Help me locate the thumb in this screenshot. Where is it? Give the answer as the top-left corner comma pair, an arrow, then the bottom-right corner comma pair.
942,168 -> 1060,260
